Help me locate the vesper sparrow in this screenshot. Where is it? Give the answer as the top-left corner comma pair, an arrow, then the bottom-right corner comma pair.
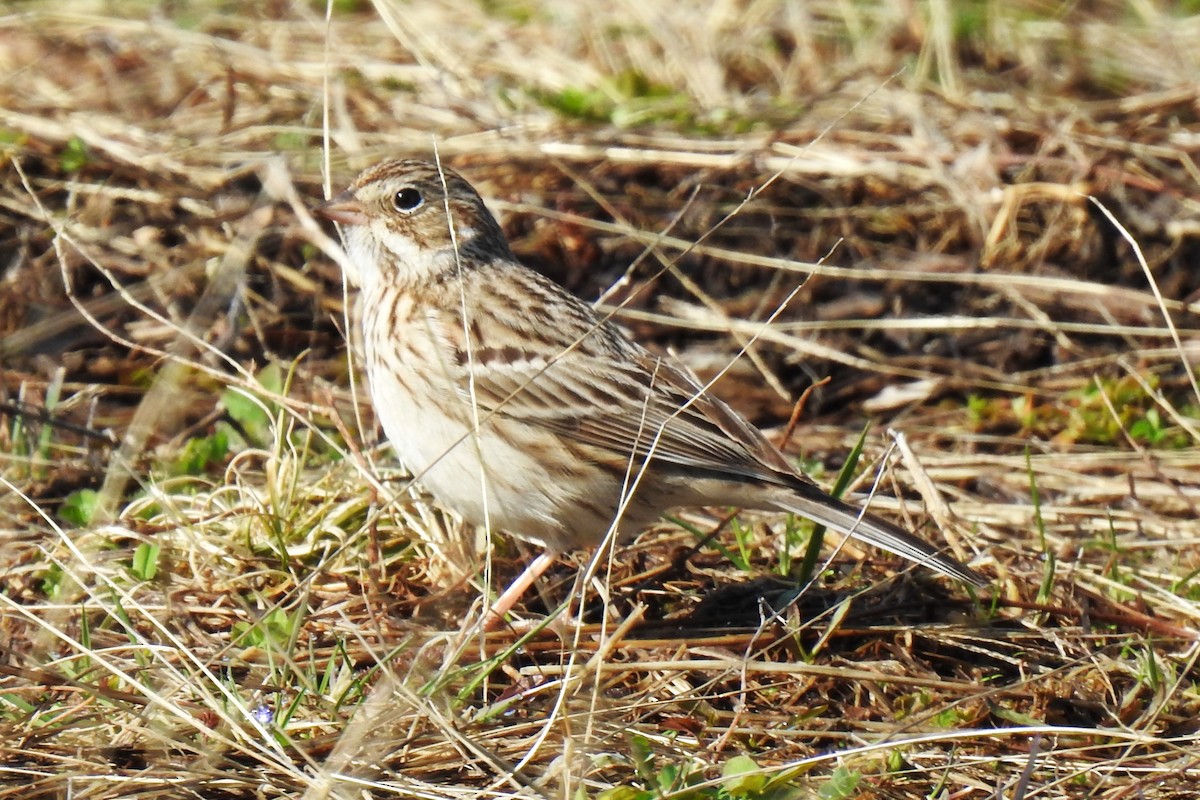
319,159 -> 985,623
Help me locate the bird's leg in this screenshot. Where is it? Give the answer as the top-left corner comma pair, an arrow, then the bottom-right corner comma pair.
482,550 -> 557,630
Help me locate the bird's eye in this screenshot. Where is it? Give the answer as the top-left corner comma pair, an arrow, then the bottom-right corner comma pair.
392,187 -> 424,213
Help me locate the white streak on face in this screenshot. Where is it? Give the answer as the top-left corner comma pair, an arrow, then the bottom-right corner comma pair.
345,220 -> 454,296
339,226 -> 375,288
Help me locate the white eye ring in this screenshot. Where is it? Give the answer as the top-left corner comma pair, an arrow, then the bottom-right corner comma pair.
392,187 -> 424,213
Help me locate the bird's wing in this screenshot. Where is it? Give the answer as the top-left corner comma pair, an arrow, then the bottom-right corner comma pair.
437,297 -> 986,587
442,309 -> 790,485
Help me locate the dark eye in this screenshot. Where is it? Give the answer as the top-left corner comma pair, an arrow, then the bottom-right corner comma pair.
392,187 -> 424,212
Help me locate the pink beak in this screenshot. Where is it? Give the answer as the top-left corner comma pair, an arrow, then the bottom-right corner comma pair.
317,192 -> 369,227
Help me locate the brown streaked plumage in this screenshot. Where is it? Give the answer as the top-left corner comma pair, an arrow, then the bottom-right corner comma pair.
319,159 -> 986,623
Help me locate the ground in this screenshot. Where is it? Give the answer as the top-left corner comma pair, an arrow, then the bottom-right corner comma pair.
2,2 -> 1200,798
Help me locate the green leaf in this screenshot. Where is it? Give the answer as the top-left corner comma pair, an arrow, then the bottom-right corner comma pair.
990,704 -> 1042,726
130,542 -> 161,581
59,136 -> 90,172
222,387 -> 270,442
272,131 -> 309,152
799,422 -> 869,582
0,692 -> 36,713
597,788 -> 652,800
539,86 -> 613,121
59,489 -> 99,526
628,733 -> 655,781
722,755 -> 760,777
722,755 -> 767,797
233,607 -> 299,651
222,362 -> 285,446
39,564 -> 65,599
171,429 -> 229,476
817,766 -> 860,800
656,764 -> 679,794
930,707 -> 966,727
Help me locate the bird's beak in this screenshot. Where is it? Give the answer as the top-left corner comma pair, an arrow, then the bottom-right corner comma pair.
317,191 -> 368,226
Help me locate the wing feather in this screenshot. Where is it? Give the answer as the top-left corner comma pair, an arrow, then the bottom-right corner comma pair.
446,307 -> 786,484
431,274 -> 985,587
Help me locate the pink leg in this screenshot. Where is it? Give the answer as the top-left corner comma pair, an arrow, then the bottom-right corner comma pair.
482,551 -> 556,630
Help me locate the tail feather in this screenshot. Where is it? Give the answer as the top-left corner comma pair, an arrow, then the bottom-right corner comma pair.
772,480 -> 987,587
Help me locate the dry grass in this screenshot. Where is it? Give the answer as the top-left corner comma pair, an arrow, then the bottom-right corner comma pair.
3,1 -> 1200,797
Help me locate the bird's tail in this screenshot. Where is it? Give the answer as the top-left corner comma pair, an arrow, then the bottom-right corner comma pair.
771,480 -> 987,587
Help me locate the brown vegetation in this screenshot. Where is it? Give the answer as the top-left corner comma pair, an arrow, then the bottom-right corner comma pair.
2,2 -> 1200,798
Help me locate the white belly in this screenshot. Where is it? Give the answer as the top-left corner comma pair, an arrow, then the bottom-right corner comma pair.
366,352 -> 597,550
